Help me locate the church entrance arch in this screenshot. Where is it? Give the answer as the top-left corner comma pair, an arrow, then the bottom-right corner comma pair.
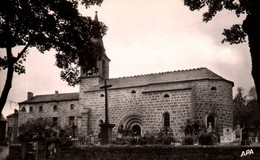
121,114 -> 143,136
132,125 -> 141,136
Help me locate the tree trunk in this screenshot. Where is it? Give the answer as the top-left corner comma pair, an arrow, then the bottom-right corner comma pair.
243,12 -> 260,116
0,47 -> 14,114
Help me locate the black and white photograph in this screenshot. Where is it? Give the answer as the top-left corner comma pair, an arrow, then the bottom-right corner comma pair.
0,0 -> 260,159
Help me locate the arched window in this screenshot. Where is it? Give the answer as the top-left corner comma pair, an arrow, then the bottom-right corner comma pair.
100,94 -> 104,97
210,86 -> 217,91
207,115 -> 215,128
131,90 -> 136,94
163,94 -> 169,98
21,107 -> 26,112
163,112 -> 170,127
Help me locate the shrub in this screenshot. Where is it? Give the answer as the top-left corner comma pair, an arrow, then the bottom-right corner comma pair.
198,133 -> 215,145
182,136 -> 194,145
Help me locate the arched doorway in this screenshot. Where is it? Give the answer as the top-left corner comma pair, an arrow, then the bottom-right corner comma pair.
121,114 -> 143,136
206,115 -> 215,128
132,125 -> 141,136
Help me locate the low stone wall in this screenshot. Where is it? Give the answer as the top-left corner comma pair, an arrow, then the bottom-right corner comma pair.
60,145 -> 260,160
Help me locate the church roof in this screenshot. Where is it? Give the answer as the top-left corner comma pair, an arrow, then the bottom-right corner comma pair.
19,92 -> 79,104
87,68 -> 233,91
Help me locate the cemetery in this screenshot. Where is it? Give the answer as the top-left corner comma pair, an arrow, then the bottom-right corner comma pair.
6,116 -> 260,160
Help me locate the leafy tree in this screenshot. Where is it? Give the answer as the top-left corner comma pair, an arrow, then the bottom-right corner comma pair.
248,86 -> 257,100
0,0 -> 106,114
183,0 -> 260,113
233,87 -> 260,133
19,117 -> 57,142
234,87 -> 247,107
233,87 -> 247,125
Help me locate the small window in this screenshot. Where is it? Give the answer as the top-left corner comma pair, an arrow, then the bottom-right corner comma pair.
10,118 -> 13,124
163,94 -> 170,98
70,104 -> 74,110
21,107 -> 26,112
29,106 -> 33,112
211,86 -> 217,91
39,106 -> 43,112
53,117 -> 58,126
53,105 -> 58,111
100,94 -> 104,97
131,90 -> 136,94
69,116 -> 75,126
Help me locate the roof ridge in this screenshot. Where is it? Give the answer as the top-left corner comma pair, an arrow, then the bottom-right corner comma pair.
109,67 -> 208,80
33,92 -> 79,97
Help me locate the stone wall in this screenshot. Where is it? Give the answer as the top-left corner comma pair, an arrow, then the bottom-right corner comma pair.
59,146 -> 260,160
81,80 -> 193,139
18,100 -> 82,130
193,80 -> 233,135
81,76 -> 233,140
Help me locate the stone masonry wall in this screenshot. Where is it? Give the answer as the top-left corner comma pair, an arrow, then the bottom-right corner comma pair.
81,76 -> 233,140
81,80 -> 193,140
18,100 -> 82,130
193,80 -> 233,135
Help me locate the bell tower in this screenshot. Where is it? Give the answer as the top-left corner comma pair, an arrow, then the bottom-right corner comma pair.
80,11 -> 110,82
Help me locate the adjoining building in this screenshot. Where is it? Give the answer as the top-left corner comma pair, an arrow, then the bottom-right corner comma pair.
6,109 -> 19,143
18,91 -> 81,133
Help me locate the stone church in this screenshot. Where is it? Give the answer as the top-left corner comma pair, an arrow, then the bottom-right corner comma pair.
18,13 -> 234,140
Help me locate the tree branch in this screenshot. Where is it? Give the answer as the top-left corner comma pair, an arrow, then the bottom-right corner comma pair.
15,42 -> 30,63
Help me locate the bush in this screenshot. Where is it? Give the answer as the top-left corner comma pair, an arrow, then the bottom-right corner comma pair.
198,133 -> 215,145
182,136 -> 194,145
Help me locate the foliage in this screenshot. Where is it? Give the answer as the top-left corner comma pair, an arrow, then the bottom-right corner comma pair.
233,87 -> 260,131
183,0 -> 260,109
234,87 -> 247,108
248,86 -> 257,101
182,136 -> 194,145
198,133 -> 216,145
19,117 -> 56,142
117,129 -> 175,145
0,0 -> 106,113
18,117 -> 77,144
235,99 -> 260,130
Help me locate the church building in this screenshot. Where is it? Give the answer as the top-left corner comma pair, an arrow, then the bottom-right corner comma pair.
18,13 -> 234,140
79,13 -> 234,139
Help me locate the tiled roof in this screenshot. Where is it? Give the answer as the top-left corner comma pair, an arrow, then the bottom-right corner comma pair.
19,92 -> 79,104
87,68 -> 233,91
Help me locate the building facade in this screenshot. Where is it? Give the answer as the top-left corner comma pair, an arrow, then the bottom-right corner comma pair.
80,67 -> 234,139
6,109 -> 19,143
18,91 -> 82,133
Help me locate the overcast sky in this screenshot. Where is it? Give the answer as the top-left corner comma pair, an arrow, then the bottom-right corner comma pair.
0,0 -> 254,117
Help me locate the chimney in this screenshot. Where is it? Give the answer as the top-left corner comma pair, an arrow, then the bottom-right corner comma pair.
14,109 -> 18,114
55,90 -> 59,96
27,92 -> 33,100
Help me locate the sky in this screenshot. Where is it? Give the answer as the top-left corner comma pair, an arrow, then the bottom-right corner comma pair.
0,0 -> 254,118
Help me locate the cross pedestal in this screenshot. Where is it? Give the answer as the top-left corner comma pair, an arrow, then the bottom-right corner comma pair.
99,123 -> 115,144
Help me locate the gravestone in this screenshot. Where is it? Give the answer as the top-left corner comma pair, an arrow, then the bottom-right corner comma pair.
220,127 -> 233,143
234,124 -> 243,142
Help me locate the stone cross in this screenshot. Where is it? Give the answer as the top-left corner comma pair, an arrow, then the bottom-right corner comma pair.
100,79 -> 112,124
